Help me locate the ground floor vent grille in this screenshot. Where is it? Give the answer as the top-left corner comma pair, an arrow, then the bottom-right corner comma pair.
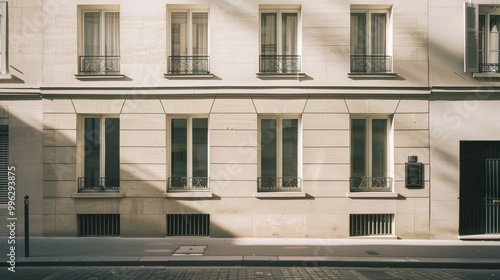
350,214 -> 394,237
77,214 -> 120,236
167,214 -> 210,236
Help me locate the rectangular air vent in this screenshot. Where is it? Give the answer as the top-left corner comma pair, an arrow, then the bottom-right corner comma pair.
166,214 -> 210,236
350,214 -> 393,237
78,214 -> 120,236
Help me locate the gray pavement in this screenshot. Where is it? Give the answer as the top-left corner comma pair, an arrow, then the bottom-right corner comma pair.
1,237 -> 500,268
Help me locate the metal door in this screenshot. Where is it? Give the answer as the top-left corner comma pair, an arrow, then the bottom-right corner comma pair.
485,159 -> 500,234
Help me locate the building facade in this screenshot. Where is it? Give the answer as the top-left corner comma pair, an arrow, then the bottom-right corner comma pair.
0,0 -> 498,240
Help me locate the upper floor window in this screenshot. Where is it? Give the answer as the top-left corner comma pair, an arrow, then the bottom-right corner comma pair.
465,3 -> 500,74
168,117 -> 209,192
259,6 -> 301,74
78,116 -> 120,192
0,1 -> 8,76
350,116 -> 392,192
168,8 -> 209,75
350,6 -> 392,74
79,6 -> 120,75
258,117 -> 301,192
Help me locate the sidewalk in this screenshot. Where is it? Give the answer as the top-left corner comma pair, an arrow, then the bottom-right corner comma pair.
1,237 -> 500,268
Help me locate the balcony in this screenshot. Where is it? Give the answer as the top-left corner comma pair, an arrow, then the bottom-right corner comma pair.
259,55 -> 301,74
350,177 -> 392,192
480,63 -> 500,73
350,55 -> 392,74
78,177 -> 120,192
257,177 -> 302,192
168,56 -> 210,75
167,177 -> 210,192
79,56 -> 120,75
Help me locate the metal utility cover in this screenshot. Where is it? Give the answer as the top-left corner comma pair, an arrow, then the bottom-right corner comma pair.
172,245 -> 207,256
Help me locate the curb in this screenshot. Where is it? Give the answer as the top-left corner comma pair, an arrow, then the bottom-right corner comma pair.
6,256 -> 500,269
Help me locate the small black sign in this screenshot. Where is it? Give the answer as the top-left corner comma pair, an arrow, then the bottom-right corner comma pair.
405,162 -> 423,188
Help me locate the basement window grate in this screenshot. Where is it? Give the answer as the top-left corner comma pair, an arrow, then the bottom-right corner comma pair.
78,214 -> 120,236
166,214 -> 210,236
350,214 -> 394,237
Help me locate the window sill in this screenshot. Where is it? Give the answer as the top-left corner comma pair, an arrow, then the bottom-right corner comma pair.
472,72 -> 500,78
75,74 -> 126,80
347,192 -> 399,199
254,192 -> 307,198
163,192 -> 215,198
73,193 -> 124,199
0,73 -> 12,80
256,72 -> 306,79
348,72 -> 398,79
349,235 -> 398,240
164,73 -> 214,79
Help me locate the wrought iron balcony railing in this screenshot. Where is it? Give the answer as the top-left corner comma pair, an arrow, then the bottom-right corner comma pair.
480,63 -> 500,73
168,56 -> 210,74
350,177 -> 392,192
259,55 -> 301,74
79,56 -> 121,75
257,177 -> 302,192
78,177 -> 120,192
168,177 -> 210,192
350,55 -> 392,73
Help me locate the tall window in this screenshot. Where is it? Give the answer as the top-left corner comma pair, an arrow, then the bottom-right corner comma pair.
258,117 -> 300,192
169,10 -> 209,74
80,8 -> 120,75
260,8 -> 300,73
350,8 -> 391,73
169,117 -> 209,191
80,116 -> 120,192
350,116 -> 391,192
0,1 -> 8,75
479,11 -> 500,72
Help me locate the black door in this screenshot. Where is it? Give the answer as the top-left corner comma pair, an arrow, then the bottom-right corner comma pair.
460,141 -> 500,235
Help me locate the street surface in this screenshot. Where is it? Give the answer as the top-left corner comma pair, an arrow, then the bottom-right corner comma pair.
0,266 -> 499,280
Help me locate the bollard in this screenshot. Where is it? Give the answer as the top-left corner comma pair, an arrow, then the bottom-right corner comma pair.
24,195 -> 29,258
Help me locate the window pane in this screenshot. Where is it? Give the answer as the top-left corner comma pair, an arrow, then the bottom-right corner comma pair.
84,118 -> 101,184
489,15 -> 500,64
105,118 -> 120,186
84,12 -> 101,56
171,119 -> 187,178
351,119 -> 366,178
372,119 -> 387,178
261,13 -> 277,55
480,14 -> 486,65
261,119 -> 277,177
371,13 -> 386,55
192,13 -> 208,55
350,13 -> 366,55
282,119 -> 298,178
282,13 -> 298,55
171,12 -> 188,56
104,12 -> 120,56
192,118 -> 208,178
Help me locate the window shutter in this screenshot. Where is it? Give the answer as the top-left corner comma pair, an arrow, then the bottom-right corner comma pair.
464,2 -> 479,73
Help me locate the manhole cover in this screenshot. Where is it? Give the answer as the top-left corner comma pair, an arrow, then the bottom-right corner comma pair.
172,245 -> 207,256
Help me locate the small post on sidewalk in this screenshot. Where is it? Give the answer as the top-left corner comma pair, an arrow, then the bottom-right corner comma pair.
24,195 -> 29,258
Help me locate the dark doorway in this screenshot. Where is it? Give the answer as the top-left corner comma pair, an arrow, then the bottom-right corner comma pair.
460,141 -> 500,235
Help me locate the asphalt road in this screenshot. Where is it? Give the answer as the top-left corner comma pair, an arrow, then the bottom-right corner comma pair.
0,266 -> 499,280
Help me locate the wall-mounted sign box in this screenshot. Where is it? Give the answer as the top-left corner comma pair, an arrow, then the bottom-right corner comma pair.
405,156 -> 423,188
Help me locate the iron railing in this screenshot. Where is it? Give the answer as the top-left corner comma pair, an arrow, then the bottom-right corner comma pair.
259,55 -> 301,74
167,214 -> 210,236
77,177 -> 120,192
480,63 -> 500,73
167,177 -> 210,192
168,56 -> 210,74
350,177 -> 392,192
78,214 -> 120,236
350,214 -> 394,237
257,177 -> 302,192
350,55 -> 392,73
79,56 -> 120,75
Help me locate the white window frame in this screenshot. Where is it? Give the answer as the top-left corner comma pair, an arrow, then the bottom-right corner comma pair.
78,115 -> 120,182
350,115 -> 393,180
167,115 -> 210,182
257,115 -> 302,180
350,9 -> 391,56
478,7 -> 500,73
80,7 -> 120,57
0,1 -> 9,76
259,8 -> 301,56
168,9 -> 210,57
